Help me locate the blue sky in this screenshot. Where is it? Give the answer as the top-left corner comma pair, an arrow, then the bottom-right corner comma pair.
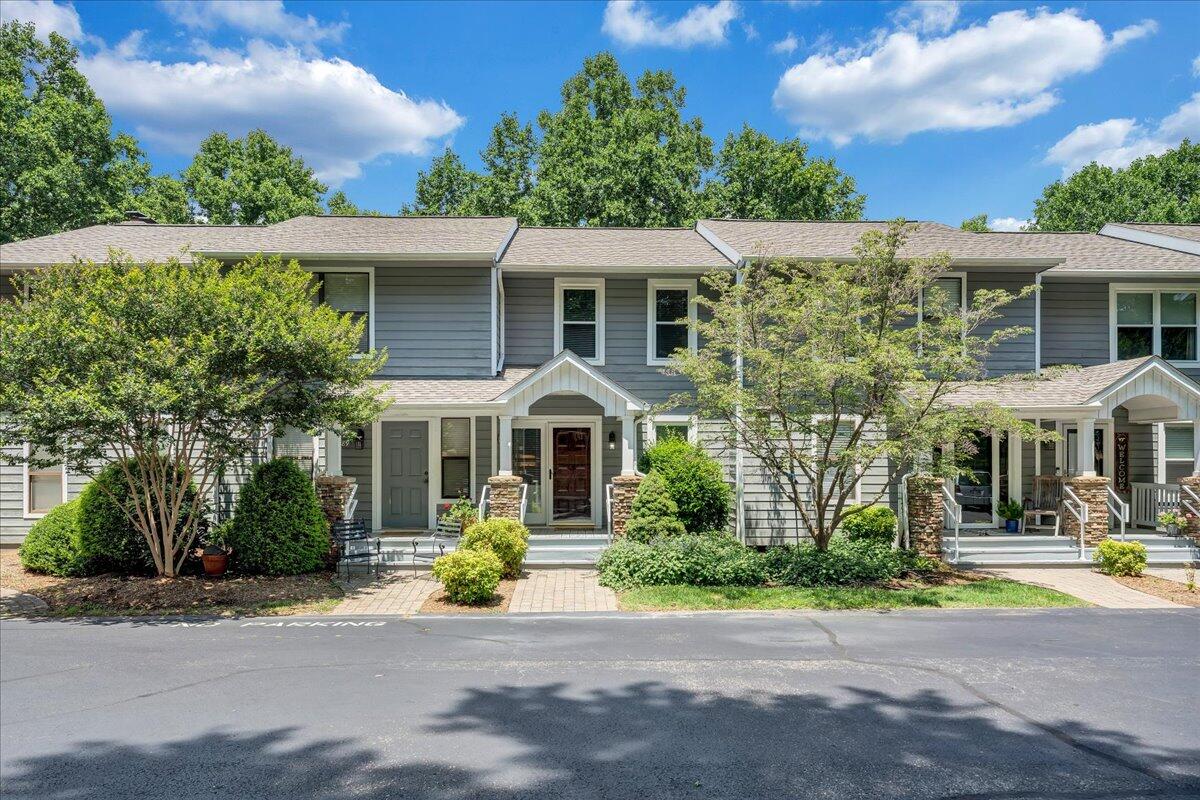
8,0 -> 1198,227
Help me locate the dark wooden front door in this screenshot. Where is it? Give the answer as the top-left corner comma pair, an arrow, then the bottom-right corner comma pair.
383,421 -> 428,529
552,427 -> 591,522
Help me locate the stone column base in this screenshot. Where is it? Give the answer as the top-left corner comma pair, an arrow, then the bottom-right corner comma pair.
315,475 -> 356,525
610,474 -> 643,538
487,475 -> 524,520
906,475 -> 945,560
1064,475 -> 1111,546
1179,475 -> 1200,545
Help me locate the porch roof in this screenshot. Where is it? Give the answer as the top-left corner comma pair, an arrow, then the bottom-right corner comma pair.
371,369 -> 536,406
940,356 -> 1200,420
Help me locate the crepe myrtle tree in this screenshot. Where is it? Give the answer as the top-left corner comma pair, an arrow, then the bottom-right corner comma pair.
666,220 -> 1046,550
0,253 -> 386,577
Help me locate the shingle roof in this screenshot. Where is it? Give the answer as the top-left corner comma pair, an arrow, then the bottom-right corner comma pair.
371,368 -> 536,405
0,216 -> 517,267
940,357 -> 1157,408
500,227 -> 734,268
698,219 -> 1200,274
1111,223 -> 1200,244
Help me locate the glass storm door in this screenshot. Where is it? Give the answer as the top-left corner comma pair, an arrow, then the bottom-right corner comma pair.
511,427 -> 545,525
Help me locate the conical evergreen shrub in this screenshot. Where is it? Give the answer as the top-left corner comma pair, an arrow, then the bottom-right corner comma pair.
624,470 -> 686,543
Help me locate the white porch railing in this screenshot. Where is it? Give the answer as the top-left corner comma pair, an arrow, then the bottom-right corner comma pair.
477,484 -> 490,521
605,483 -> 614,544
517,483 -> 529,523
940,483 -> 962,563
1182,484 -> 1200,518
343,483 -> 359,521
1131,482 -> 1180,529
1062,484 -> 1087,560
1106,485 -> 1129,542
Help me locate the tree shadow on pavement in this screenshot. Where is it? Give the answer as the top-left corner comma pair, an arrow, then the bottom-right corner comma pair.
3,682 -> 1197,799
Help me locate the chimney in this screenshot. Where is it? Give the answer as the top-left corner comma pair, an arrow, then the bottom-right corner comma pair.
121,210 -> 157,225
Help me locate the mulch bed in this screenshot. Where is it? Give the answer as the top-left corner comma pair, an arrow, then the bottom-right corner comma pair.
1111,574 -> 1200,607
1,548 -> 343,617
420,578 -> 517,614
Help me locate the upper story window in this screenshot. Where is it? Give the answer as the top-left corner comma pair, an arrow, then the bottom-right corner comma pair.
313,270 -> 373,352
918,274 -> 965,322
440,418 -> 472,499
1112,287 -> 1198,363
554,278 -> 605,365
647,279 -> 697,365
24,444 -> 66,518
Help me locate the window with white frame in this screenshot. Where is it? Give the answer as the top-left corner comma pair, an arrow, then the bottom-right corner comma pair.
918,274 -> 965,322
647,279 -> 697,365
1113,288 -> 1197,363
24,444 -> 65,517
646,416 -> 693,447
314,271 -> 372,352
554,278 -> 604,364
1163,423 -> 1194,483
441,418 -> 471,499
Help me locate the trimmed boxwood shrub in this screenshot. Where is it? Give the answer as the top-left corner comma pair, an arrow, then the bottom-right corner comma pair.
840,504 -> 897,545
77,460 -> 200,576
638,438 -> 731,533
225,459 -> 329,576
19,499 -> 86,577
461,518 -> 529,578
1093,540 -> 1146,576
764,539 -> 903,586
597,533 -> 766,590
624,470 -> 686,543
432,549 -> 503,604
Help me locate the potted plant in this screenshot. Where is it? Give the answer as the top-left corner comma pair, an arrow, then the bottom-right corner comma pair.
440,496 -> 478,534
201,521 -> 232,577
1158,510 -> 1185,536
996,500 -> 1024,533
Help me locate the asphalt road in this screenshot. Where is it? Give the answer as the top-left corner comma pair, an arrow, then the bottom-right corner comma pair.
1,608 -> 1198,800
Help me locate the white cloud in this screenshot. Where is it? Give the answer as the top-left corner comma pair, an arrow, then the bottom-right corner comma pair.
773,9 -> 1157,145
891,1 -> 960,35
1109,19 -> 1157,49
988,217 -> 1028,232
159,1 -> 347,45
602,0 -> 739,48
742,22 -> 758,42
81,39 -> 464,184
3,0 -> 83,41
1045,93 -> 1200,176
1193,54 -> 1199,76
771,32 -> 799,56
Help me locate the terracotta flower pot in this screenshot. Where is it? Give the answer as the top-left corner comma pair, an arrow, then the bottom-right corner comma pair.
202,552 -> 229,577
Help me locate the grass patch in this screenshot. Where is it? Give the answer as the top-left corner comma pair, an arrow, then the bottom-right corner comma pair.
618,579 -> 1087,611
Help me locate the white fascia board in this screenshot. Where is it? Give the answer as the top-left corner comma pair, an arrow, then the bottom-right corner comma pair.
693,221 -> 744,265
1100,224 -> 1200,256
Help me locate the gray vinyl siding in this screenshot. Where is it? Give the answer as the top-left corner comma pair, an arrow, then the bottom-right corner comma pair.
0,447 -> 29,542
342,426 -> 373,529
474,416 -> 492,498
503,273 -> 704,407
373,262 -> 493,377
1115,411 -> 1157,492
971,270 -> 1038,376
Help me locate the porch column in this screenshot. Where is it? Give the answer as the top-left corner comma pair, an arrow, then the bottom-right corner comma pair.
498,415 -> 513,475
1077,417 -> 1096,476
324,431 -> 342,477
621,414 -> 636,475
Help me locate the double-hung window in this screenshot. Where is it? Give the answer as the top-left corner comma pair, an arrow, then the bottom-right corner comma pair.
554,278 -> 604,365
1113,287 -> 1198,363
918,274 -> 965,322
647,279 -> 697,365
23,444 -> 65,518
440,418 -> 472,499
1162,423 -> 1195,483
314,270 -> 373,352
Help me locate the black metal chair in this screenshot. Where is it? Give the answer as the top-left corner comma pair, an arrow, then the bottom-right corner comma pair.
332,518 -> 381,577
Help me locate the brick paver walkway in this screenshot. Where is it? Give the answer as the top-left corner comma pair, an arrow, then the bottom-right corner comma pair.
510,569 -> 617,613
333,572 -> 439,615
985,568 -> 1183,609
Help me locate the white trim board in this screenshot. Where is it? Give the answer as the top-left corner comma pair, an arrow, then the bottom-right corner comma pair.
553,277 -> 605,366
646,278 -> 698,366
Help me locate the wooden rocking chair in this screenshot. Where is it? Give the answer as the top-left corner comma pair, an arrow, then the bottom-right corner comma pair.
1023,475 -> 1062,536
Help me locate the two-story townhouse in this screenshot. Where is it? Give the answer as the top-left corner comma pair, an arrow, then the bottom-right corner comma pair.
3,215 -> 1198,561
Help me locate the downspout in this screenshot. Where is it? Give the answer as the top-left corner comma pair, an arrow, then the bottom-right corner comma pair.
735,261 -> 746,543
490,264 -> 498,375
497,268 -> 506,373
1034,272 -> 1042,377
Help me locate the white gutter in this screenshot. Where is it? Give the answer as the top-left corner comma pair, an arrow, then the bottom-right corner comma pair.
1034,272 -> 1042,376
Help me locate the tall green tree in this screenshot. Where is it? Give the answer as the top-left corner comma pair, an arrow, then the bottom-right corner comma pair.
401,149 -> 481,215
0,22 -> 184,242
704,125 -> 863,221
110,135 -> 192,223
668,221 -> 1042,549
182,130 -> 326,224
470,112 -> 536,217
0,254 -> 385,576
1031,141 -> 1200,232
960,214 -> 990,232
528,53 -> 713,226
325,190 -> 380,216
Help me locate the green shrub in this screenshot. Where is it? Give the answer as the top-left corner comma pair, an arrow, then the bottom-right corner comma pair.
19,499 -> 86,577
624,470 -> 687,543
432,549 -> 503,604
638,437 -> 731,533
765,539 -> 903,586
597,533 -> 766,590
225,459 -> 329,575
461,518 -> 529,578
1093,540 -> 1147,576
840,505 -> 897,545
77,460 -> 200,576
